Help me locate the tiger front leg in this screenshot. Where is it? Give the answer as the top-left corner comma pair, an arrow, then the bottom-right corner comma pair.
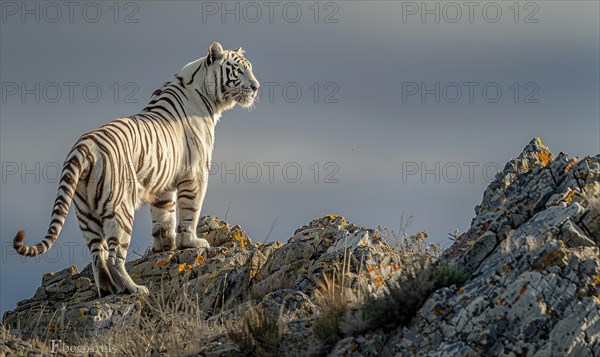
175,176 -> 210,250
150,191 -> 177,253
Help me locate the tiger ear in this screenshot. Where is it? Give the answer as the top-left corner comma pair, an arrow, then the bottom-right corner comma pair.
236,47 -> 245,55
206,42 -> 224,65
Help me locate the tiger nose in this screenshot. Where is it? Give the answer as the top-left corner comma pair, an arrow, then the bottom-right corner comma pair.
251,82 -> 260,92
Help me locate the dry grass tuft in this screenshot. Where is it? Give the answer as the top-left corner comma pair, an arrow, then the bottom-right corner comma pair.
226,304 -> 285,356
249,271 -> 296,301
2,283 -> 220,356
1,322 -> 50,355
312,249 -> 363,344
82,283 -> 219,356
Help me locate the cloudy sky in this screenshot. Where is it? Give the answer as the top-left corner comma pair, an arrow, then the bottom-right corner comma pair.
1,1 -> 598,314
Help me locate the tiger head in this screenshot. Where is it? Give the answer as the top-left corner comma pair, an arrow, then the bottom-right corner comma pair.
204,42 -> 260,110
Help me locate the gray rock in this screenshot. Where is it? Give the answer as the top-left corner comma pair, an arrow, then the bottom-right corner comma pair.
333,140 -> 599,357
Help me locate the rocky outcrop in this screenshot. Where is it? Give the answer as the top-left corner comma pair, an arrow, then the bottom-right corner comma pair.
332,138 -> 600,356
3,214 -> 415,355
2,138 -> 599,356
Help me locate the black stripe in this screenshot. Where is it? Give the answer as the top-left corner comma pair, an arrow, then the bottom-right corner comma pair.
186,63 -> 203,85
169,84 -> 189,100
194,89 -> 214,117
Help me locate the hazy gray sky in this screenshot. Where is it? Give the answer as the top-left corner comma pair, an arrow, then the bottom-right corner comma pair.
1,1 -> 598,315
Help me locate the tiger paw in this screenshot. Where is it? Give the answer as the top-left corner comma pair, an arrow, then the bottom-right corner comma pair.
131,285 -> 149,295
151,225 -> 176,252
176,232 -> 210,250
151,238 -> 175,253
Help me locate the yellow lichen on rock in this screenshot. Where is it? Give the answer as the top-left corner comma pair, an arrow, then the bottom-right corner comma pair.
390,263 -> 402,272
324,215 -> 347,225
156,253 -> 175,266
178,263 -> 193,273
534,248 -> 566,271
537,150 -> 553,167
564,158 -> 578,173
230,226 -> 248,250
563,190 -> 575,203
78,308 -> 88,321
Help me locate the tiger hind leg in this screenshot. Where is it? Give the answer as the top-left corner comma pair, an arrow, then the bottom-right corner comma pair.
150,192 -> 176,253
74,193 -> 117,297
92,247 -> 116,297
104,211 -> 149,295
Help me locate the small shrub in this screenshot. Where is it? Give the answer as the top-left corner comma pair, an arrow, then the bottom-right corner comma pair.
359,263 -> 468,332
363,266 -> 435,329
312,308 -> 343,344
432,264 -> 468,288
227,305 -> 285,356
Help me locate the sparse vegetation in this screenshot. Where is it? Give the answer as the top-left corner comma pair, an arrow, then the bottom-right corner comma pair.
226,304 -> 285,356
377,217 -> 441,262
363,264 -> 436,329
4,217 -> 464,355
2,283 -> 221,356
309,220 -> 456,341
1,323 -> 48,355
357,262 -> 467,331
312,249 -> 361,344
84,284 -> 216,356
312,274 -> 358,343
448,228 -> 461,241
249,271 -> 295,301
432,263 -> 468,288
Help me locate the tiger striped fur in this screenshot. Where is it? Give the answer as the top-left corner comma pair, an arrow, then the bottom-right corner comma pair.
13,42 -> 260,296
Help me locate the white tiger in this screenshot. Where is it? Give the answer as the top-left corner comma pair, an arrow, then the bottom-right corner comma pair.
13,42 -> 260,296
